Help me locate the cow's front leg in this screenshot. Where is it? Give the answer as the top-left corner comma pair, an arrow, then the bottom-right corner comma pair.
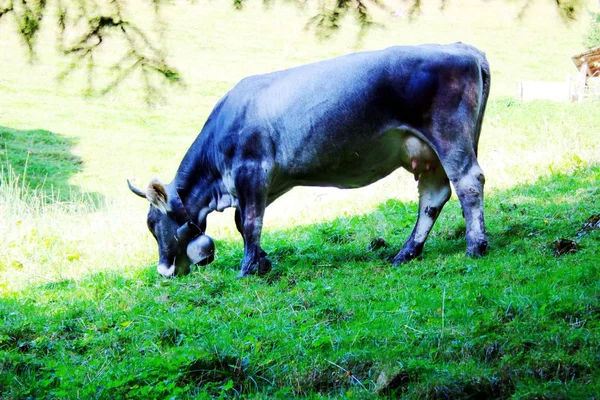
235,208 -> 267,258
394,167 -> 451,264
235,165 -> 272,278
238,204 -> 271,278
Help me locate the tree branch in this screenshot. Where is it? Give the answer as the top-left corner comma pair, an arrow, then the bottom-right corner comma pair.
0,0 -> 586,102
55,0 -> 180,104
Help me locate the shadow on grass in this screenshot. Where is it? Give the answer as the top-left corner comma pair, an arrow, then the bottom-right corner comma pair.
0,125 -> 103,204
216,163 -> 600,280
0,165 -> 598,398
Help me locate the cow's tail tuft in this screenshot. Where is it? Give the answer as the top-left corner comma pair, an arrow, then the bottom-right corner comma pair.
474,53 -> 491,156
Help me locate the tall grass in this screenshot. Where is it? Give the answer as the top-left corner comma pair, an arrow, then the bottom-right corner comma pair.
0,162 -> 157,293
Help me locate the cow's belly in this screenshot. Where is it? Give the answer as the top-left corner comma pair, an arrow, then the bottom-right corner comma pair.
277,128 -> 440,190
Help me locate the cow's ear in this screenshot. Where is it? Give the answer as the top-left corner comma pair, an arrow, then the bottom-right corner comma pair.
146,178 -> 171,214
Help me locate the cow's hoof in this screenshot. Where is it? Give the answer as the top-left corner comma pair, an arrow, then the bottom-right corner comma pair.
392,251 -> 417,266
237,257 -> 272,278
257,257 -> 272,275
466,239 -> 488,258
392,243 -> 424,266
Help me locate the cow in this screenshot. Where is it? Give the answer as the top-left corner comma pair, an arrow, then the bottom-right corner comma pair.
128,43 -> 491,278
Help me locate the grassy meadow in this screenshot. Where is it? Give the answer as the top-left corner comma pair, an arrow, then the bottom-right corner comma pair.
1,0 -> 600,398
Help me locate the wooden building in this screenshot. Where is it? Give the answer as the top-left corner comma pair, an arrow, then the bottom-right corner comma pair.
571,46 -> 600,101
572,46 -> 600,78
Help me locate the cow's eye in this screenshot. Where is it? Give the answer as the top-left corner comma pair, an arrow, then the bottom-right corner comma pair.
147,217 -> 157,232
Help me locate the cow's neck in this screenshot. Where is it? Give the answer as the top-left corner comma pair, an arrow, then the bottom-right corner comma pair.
172,157 -> 233,228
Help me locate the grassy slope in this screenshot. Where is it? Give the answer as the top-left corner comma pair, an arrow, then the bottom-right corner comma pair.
1,0 -> 600,398
1,163 -> 598,399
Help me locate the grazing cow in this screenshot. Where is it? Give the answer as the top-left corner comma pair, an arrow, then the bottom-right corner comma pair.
129,43 -> 491,278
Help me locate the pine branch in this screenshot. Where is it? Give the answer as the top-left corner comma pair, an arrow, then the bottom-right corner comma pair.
0,0 -> 585,102
56,0 -> 180,104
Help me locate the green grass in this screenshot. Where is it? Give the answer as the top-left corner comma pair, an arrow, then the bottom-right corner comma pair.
0,127 -> 105,203
1,164 -> 599,398
1,0 -> 600,398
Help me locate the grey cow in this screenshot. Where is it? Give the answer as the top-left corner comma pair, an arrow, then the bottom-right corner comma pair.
129,43 -> 491,278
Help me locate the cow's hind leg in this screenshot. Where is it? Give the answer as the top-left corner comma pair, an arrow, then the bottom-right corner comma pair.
432,120 -> 488,258
393,168 -> 451,264
444,153 -> 488,257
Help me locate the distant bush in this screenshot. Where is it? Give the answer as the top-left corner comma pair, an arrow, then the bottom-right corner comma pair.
584,12 -> 600,49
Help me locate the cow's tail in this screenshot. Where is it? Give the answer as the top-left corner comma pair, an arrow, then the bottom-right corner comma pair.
473,52 -> 491,156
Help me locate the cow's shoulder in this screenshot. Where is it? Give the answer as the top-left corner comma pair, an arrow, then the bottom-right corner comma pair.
231,69 -> 289,97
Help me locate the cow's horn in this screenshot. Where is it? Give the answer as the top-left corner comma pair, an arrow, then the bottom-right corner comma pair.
127,179 -> 146,198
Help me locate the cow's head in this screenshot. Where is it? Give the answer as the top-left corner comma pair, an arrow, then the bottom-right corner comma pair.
128,178 -> 215,277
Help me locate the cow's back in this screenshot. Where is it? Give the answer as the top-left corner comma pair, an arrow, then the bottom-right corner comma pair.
202,44 -> 488,189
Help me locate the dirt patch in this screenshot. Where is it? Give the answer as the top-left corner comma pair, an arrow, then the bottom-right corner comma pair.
576,213 -> 600,237
551,213 -> 600,256
551,238 -> 578,256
